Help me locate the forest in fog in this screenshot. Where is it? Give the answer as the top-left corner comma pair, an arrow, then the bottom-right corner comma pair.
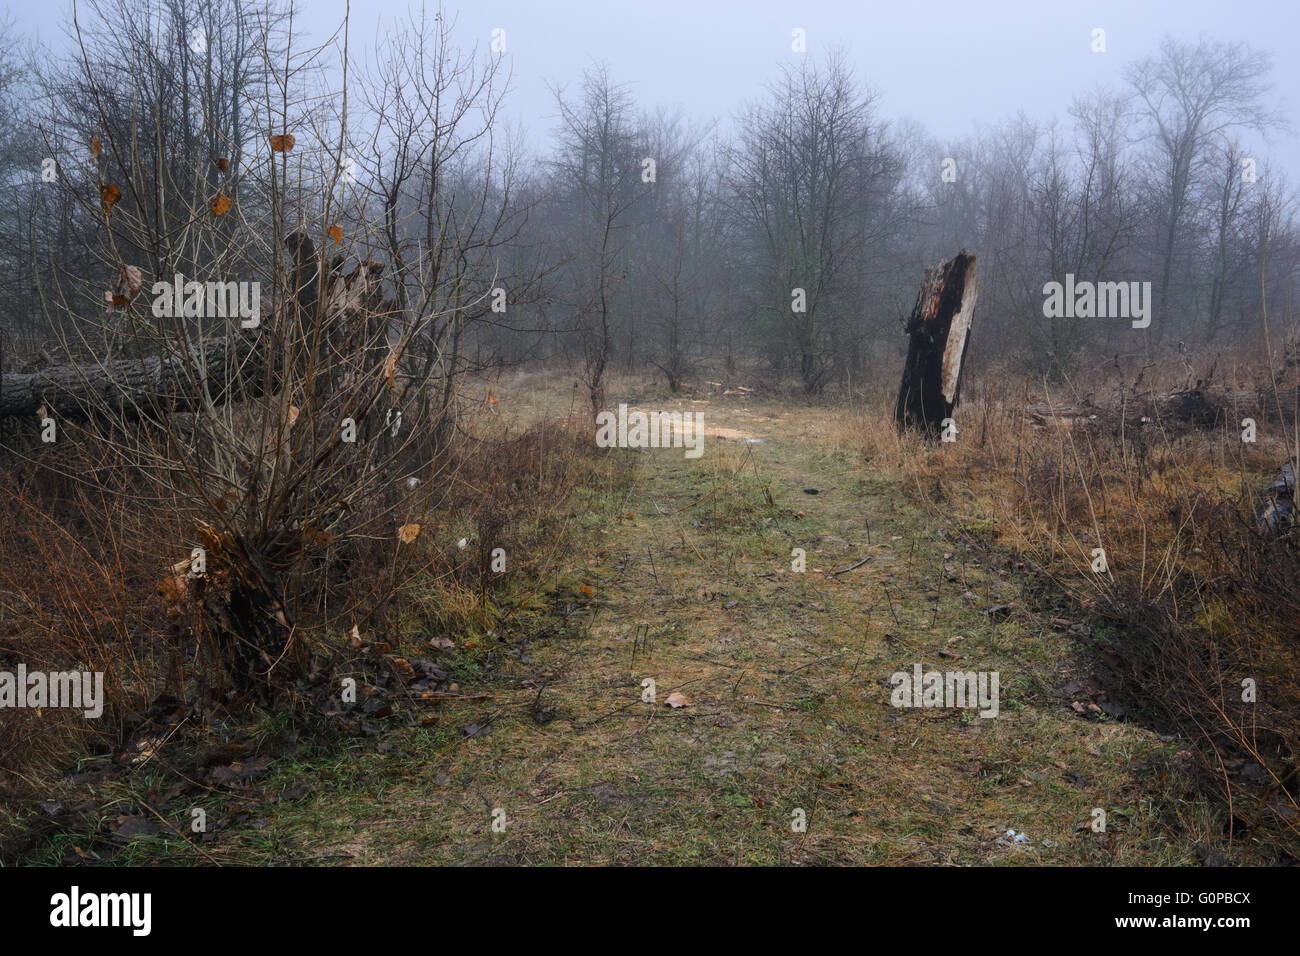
0,2 -> 1294,399
0,1 -> 1297,876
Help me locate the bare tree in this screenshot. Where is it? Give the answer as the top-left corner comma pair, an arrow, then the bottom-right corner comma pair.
354,6 -> 538,451
4,2 -> 475,700
550,63 -> 644,415
726,51 -> 900,393
1127,37 -> 1283,342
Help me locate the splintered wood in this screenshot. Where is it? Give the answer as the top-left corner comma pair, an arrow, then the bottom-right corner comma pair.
895,250 -> 979,436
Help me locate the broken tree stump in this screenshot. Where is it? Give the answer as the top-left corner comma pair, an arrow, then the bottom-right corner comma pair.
895,250 -> 978,436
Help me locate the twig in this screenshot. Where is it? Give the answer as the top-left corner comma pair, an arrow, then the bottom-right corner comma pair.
830,555 -> 872,575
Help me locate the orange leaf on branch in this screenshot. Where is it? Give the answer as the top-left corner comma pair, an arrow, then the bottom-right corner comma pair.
100,183 -> 121,214
383,348 -> 399,388
156,575 -> 189,618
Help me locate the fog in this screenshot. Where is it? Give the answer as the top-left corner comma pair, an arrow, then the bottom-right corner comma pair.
10,0 -> 1300,175
2,0 -> 1299,876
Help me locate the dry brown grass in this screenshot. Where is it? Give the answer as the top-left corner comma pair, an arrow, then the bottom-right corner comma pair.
0,387 -> 613,830
835,353 -> 1300,854
0,440 -> 180,798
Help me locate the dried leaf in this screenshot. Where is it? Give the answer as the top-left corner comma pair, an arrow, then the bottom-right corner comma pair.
90,136 -> 102,157
270,600 -> 290,629
216,156 -> 229,171
123,734 -> 165,766
156,575 -> 188,616
348,624 -> 363,647
122,265 -> 142,297
398,523 -> 421,544
383,348 -> 398,388
328,224 -> 343,244
211,192 -> 231,216
100,183 -> 121,214
111,815 -> 157,842
287,404 -> 300,427
664,692 -> 690,708
269,133 -> 296,152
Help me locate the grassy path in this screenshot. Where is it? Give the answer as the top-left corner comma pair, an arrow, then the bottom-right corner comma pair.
39,385 -> 1208,866
208,389 -> 1199,866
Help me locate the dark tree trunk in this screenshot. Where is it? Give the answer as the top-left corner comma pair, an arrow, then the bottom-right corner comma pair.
895,250 -> 979,435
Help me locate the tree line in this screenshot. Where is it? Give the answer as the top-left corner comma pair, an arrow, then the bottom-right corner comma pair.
0,1 -> 1295,405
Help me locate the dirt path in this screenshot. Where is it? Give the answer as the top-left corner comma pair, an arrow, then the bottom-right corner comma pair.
170,389 -> 1201,865
282,394 -> 1191,865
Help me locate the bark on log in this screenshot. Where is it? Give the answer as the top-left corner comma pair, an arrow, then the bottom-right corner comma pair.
1027,385 -> 1300,436
0,335 -> 263,421
895,250 -> 978,435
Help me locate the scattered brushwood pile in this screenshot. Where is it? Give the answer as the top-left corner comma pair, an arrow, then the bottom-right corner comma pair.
1027,383 -> 1299,437
847,354 -> 1300,859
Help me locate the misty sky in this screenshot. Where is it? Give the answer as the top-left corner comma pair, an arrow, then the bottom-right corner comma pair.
11,0 -> 1300,180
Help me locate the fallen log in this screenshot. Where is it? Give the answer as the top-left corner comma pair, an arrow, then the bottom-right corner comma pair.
0,334 -> 264,421
1027,385 -> 1300,436
895,250 -> 978,435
